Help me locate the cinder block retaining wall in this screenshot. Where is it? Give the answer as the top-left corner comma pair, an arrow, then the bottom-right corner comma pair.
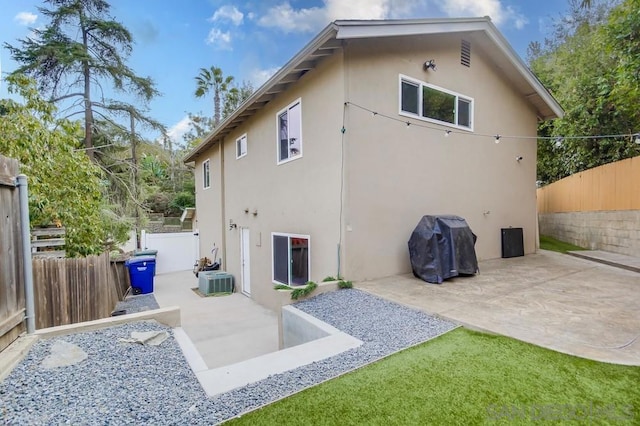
538,210 -> 640,257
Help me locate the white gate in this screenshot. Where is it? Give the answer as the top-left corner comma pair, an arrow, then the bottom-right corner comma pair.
141,231 -> 199,274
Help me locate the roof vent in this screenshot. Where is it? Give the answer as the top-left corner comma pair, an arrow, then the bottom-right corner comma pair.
461,40 -> 471,67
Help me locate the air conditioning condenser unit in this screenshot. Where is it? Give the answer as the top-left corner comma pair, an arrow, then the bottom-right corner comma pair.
198,271 -> 234,295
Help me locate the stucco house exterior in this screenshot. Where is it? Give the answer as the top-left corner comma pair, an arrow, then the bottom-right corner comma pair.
184,18 -> 563,310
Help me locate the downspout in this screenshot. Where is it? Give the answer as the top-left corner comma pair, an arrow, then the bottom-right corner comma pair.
339,41 -> 349,279
17,175 -> 35,333
219,140 -> 227,270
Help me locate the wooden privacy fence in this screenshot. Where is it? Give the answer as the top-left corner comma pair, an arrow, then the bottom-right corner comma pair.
537,156 -> 640,213
32,252 -> 125,329
0,155 -> 25,352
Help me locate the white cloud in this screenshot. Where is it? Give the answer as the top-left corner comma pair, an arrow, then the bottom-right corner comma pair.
437,0 -> 527,29
166,116 -> 192,144
257,2 -> 325,33
257,0 -> 411,33
205,28 -> 232,50
210,5 -> 244,26
325,0 -> 391,20
256,0 -> 526,33
249,66 -> 281,87
14,12 -> 37,26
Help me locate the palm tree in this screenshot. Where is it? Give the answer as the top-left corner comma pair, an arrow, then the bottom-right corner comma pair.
194,66 -> 234,127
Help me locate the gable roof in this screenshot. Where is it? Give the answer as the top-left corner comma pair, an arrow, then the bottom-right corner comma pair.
184,17 -> 563,163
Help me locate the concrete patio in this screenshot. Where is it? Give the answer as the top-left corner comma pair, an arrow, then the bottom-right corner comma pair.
151,248 -> 640,376
358,249 -> 640,365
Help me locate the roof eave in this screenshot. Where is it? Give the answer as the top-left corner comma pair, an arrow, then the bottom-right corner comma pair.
184,23 -> 340,163
481,20 -> 564,120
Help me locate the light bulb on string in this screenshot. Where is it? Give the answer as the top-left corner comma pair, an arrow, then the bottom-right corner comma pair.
495,134 -> 501,144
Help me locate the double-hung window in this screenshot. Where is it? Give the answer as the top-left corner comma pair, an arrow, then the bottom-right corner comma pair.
272,233 -> 310,286
277,99 -> 302,164
203,159 -> 210,189
400,75 -> 473,130
236,133 -> 247,159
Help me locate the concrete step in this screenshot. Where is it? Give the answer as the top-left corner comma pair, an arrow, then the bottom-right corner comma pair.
567,250 -> 640,274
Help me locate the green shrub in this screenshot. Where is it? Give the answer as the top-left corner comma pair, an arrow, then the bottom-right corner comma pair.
273,284 -> 291,290
337,280 -> 353,289
291,281 -> 318,300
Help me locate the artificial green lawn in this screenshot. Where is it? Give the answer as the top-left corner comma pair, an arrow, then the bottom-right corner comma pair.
540,235 -> 586,254
227,328 -> 639,425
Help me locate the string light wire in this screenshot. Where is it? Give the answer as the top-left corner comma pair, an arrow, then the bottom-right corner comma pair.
344,101 -> 638,142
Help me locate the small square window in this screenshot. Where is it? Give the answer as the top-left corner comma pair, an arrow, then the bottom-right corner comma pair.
203,159 -> 210,189
236,134 -> 247,159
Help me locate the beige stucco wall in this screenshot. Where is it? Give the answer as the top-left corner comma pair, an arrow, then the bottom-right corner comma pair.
194,53 -> 345,310
341,34 -> 539,281
194,143 -> 224,264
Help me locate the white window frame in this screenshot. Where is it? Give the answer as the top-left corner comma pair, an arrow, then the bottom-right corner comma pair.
202,159 -> 211,189
276,98 -> 303,165
398,74 -> 474,131
236,133 -> 247,159
271,232 -> 311,287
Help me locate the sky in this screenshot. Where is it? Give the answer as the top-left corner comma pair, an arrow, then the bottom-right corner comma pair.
0,0 -> 572,146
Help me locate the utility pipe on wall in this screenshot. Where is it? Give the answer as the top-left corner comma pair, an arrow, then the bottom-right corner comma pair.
16,174 -> 36,333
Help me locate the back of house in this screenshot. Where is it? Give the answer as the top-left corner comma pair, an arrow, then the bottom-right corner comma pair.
185,18 -> 562,310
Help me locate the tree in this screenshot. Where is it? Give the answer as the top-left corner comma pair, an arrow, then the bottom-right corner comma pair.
603,0 -> 640,125
194,66 -> 234,127
0,75 -> 129,256
186,78 -> 254,150
4,0 -> 159,160
528,0 -> 640,184
223,80 -> 254,119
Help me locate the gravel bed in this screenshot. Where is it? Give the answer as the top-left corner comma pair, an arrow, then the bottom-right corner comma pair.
114,293 -> 160,314
0,289 -> 456,425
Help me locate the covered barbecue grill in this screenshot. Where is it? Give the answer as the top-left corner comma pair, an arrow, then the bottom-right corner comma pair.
408,215 -> 479,284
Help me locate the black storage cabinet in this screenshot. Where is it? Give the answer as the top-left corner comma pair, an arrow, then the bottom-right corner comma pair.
501,228 -> 524,258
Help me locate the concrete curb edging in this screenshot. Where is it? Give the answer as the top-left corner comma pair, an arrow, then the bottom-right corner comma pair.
34,306 -> 181,338
0,335 -> 39,382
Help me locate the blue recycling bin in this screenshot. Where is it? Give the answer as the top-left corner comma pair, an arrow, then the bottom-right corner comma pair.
133,249 -> 158,275
125,255 -> 156,294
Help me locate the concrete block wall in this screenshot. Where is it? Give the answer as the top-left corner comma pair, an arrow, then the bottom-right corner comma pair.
538,210 -> 640,257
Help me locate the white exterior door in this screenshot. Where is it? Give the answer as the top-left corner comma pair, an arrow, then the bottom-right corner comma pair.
240,228 -> 251,295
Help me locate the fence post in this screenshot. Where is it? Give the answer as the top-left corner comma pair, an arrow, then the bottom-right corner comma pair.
17,174 -> 36,333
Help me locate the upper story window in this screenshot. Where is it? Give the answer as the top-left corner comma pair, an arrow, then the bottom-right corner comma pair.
277,99 -> 302,164
236,133 -> 247,159
203,159 -> 210,189
399,75 -> 473,131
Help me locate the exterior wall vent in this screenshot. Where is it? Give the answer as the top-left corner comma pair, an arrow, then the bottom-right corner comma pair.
461,40 -> 471,67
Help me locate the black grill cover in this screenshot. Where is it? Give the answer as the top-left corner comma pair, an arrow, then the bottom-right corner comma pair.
408,215 -> 479,284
